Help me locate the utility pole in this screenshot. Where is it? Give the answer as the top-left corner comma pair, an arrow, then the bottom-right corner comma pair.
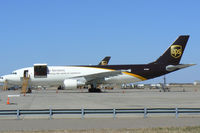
163,75 -> 169,92
164,75 -> 166,87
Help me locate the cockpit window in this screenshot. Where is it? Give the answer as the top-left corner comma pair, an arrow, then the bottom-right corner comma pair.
0,77 -> 3,79
11,72 -> 17,75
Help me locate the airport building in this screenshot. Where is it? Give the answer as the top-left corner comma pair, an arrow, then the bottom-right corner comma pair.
194,81 -> 200,85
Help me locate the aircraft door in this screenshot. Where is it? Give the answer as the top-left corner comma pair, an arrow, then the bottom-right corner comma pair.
34,64 -> 48,78
24,70 -> 29,78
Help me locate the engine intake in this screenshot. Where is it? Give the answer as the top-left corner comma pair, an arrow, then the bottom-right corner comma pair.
63,79 -> 84,89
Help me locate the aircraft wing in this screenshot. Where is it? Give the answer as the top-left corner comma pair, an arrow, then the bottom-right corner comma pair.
83,70 -> 122,84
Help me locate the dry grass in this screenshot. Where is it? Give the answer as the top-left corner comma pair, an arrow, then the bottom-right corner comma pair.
1,126 -> 200,133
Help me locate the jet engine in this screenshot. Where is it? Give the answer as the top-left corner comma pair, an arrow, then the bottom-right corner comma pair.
63,79 -> 85,89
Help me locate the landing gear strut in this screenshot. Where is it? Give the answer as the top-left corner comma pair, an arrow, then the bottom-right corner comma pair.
88,84 -> 101,93
57,85 -> 64,90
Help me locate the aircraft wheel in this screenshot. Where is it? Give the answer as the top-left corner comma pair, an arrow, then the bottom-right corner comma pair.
88,88 -> 101,93
57,86 -> 63,90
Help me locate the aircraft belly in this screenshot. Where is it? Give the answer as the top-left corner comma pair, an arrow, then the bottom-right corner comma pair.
30,76 -> 63,86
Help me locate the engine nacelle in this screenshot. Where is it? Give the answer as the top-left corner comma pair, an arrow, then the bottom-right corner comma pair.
63,79 -> 84,89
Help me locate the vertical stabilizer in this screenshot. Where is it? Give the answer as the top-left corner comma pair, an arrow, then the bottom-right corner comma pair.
98,56 -> 111,65
153,35 -> 189,65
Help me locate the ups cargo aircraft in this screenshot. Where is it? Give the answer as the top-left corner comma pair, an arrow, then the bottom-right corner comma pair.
98,56 -> 111,65
0,35 -> 195,92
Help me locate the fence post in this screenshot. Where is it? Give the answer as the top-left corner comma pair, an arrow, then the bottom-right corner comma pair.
49,108 -> 52,120
81,108 -> 84,119
17,109 -> 20,120
175,108 -> 178,118
144,107 -> 147,118
113,108 -> 116,119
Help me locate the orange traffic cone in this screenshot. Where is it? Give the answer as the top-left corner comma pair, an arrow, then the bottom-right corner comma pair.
7,97 -> 10,105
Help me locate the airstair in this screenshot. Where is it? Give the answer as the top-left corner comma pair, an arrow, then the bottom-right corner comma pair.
3,80 -> 8,91
21,76 -> 30,94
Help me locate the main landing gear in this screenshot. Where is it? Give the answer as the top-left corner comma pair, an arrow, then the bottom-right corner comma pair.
88,84 -> 101,93
57,85 -> 64,90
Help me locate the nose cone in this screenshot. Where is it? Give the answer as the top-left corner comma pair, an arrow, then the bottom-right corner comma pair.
0,76 -> 5,83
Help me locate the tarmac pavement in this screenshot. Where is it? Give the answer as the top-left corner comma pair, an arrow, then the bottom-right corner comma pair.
0,87 -> 200,131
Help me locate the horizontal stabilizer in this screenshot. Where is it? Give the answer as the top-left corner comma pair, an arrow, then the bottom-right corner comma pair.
166,64 -> 196,71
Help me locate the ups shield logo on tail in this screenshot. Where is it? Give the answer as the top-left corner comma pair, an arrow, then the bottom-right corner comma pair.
171,45 -> 182,58
101,61 -> 108,65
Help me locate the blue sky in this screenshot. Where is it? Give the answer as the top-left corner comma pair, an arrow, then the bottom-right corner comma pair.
0,0 -> 199,83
